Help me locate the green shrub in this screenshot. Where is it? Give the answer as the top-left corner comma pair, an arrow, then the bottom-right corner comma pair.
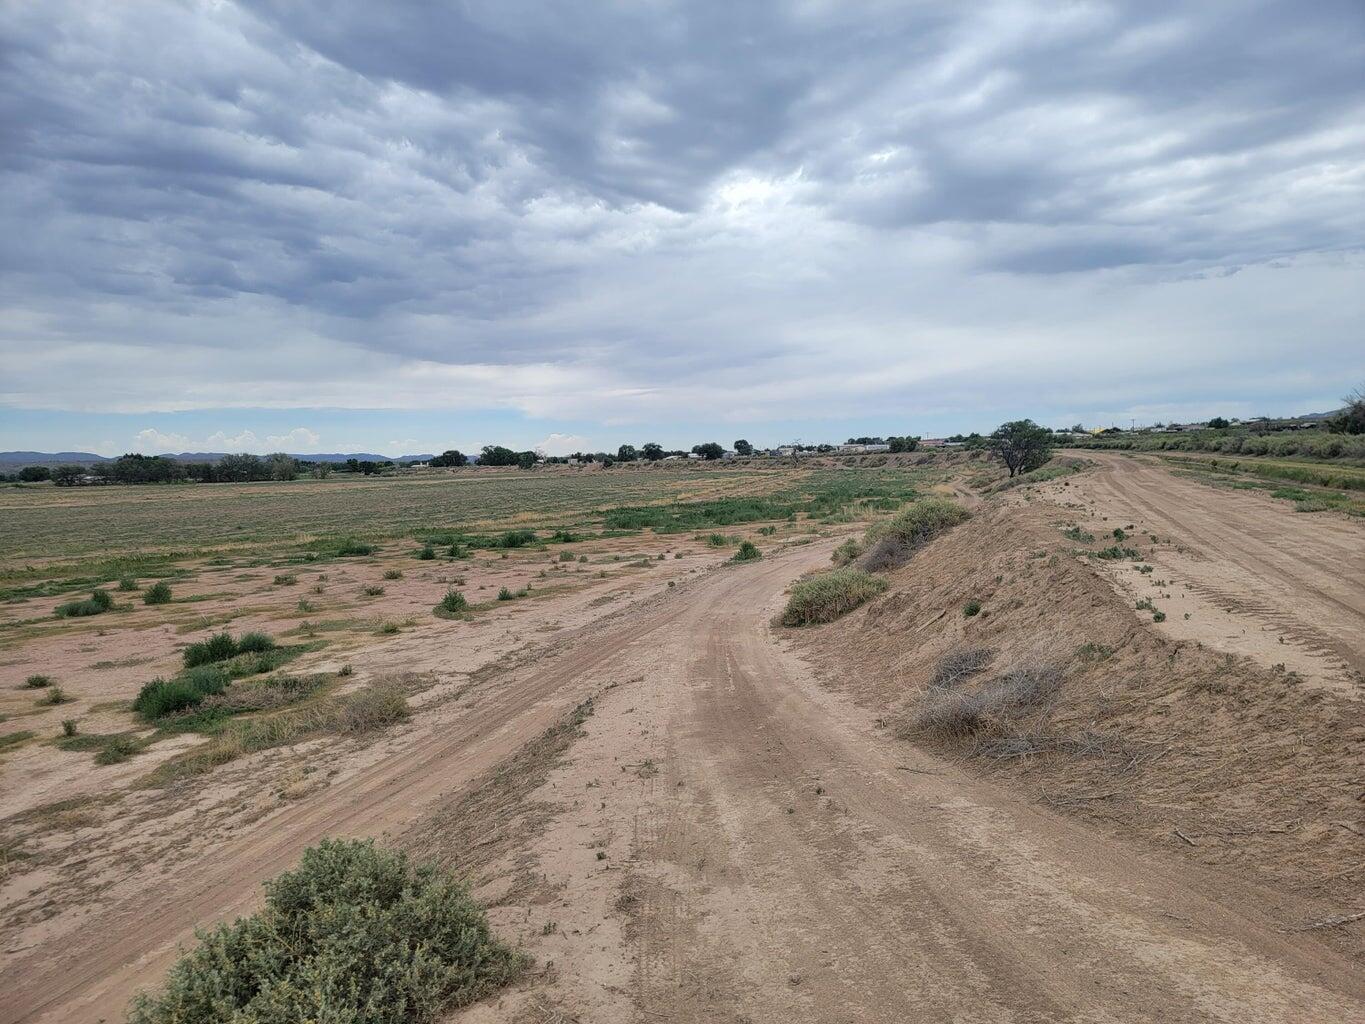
236,631 -> 277,654
363,585 -> 386,596
831,537 -> 863,566
417,544 -> 436,560
117,576 -> 138,591
383,568 -> 404,580
963,600 -> 982,617
497,587 -> 514,601
757,525 -> 777,536
96,735 -> 144,765
143,581 -> 172,605
55,589 -> 113,618
780,569 -> 888,626
731,541 -> 762,562
706,533 -> 733,547
335,539 -> 374,556
183,631 -> 238,668
559,551 -> 577,562
436,590 -> 468,617
127,838 -> 524,1024
24,674 -> 51,688
39,686 -> 73,706
62,718 -> 78,736
491,529 -> 536,549
273,574 -> 298,586
133,666 -> 230,719
1094,546 -> 1140,560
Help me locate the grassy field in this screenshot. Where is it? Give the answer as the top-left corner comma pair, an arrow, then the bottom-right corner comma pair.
0,463 -> 936,594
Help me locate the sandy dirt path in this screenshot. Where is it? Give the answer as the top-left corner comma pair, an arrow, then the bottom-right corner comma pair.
510,544 -> 1364,1023
1059,451 -> 1365,694
4,535 -> 1362,1022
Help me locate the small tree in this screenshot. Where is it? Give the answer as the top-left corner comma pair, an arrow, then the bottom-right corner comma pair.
1328,386 -> 1365,435
431,449 -> 468,467
617,444 -> 638,462
641,442 -> 664,461
266,453 -> 298,481
18,466 -> 50,482
1206,416 -> 1230,430
990,419 -> 1054,477
733,439 -> 753,456
516,450 -> 538,470
691,442 -> 724,460
52,464 -> 85,486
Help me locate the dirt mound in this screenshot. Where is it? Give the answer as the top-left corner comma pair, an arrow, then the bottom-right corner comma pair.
790,498 -> 1365,959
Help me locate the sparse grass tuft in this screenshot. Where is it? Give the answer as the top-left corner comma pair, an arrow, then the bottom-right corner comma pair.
126,838 -> 524,1024
363,585 -> 385,597
383,568 -> 404,580
780,568 -> 888,626
117,576 -> 138,591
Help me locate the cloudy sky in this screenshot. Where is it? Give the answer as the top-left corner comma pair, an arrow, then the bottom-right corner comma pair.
1,1 -> 1362,456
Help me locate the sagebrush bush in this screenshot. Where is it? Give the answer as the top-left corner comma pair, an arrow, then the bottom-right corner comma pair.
417,544 -> 436,560
780,569 -> 888,626
143,581 -> 172,605
127,839 -> 524,1024
859,497 -> 970,572
383,568 -> 404,580
363,585 -> 386,596
117,576 -> 138,591
24,674 -> 51,688
335,539 -> 374,556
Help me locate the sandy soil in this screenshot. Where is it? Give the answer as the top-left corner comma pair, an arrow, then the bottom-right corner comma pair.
2,457 -> 1361,1022
1049,451 -> 1365,696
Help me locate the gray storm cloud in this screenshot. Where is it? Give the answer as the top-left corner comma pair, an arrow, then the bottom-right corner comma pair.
1,0 -> 1361,423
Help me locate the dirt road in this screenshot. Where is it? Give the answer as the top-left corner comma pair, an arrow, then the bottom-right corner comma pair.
1059,451 -> 1365,694
4,536 -> 1362,1022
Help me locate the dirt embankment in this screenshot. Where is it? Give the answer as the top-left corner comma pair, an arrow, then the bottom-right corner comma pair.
792,496 -> 1365,961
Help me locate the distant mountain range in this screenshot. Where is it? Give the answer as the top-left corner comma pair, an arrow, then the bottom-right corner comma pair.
0,451 -> 435,468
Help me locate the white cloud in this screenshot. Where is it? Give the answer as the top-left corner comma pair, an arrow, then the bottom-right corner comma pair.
129,426 -> 323,454
534,433 -> 589,456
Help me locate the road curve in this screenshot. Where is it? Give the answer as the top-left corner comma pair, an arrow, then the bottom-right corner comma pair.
4,536 -> 1362,1022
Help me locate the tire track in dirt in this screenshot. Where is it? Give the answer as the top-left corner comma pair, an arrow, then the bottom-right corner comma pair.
507,544 -> 1365,1021
1059,451 -> 1364,694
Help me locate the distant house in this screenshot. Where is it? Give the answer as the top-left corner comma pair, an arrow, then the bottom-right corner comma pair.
775,446 -> 796,457
920,438 -> 948,448
721,449 -> 737,460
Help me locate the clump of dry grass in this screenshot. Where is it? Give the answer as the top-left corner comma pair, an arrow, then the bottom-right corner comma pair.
906,662 -> 1062,737
929,646 -> 995,689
